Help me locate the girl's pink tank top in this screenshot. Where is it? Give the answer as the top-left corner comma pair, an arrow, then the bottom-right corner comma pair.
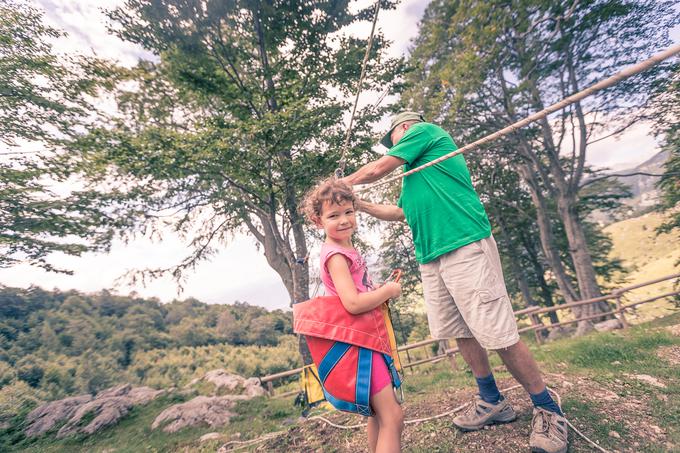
319,243 -> 373,296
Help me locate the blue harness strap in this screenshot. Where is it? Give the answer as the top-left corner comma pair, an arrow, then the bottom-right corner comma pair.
354,347 -> 373,415
316,342 -> 402,416
383,353 -> 402,388
318,342 -> 351,384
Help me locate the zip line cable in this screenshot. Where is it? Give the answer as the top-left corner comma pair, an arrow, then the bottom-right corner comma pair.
355,43 -> 680,194
336,0 -> 382,178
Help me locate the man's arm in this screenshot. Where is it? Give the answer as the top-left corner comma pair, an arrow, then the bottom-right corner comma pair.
342,155 -> 404,185
356,199 -> 405,222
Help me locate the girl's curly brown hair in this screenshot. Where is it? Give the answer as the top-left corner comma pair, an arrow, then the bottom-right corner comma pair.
301,177 -> 356,224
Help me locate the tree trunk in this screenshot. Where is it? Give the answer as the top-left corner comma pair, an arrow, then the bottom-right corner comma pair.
523,75 -> 610,333
519,229 -> 559,324
495,209 -> 541,310
516,163 -> 579,304
245,211 -> 313,364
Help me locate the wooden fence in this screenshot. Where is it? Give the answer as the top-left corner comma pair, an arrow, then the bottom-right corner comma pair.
259,272 -> 680,395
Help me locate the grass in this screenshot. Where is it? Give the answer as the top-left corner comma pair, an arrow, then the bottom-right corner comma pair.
7,311 -> 679,452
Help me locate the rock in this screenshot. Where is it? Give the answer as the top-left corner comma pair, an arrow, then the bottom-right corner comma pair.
609,430 -> 621,439
657,345 -> 680,366
665,324 -> 680,337
594,319 -> 623,332
24,395 -> 92,437
628,374 -> 667,388
200,432 -> 223,442
611,360 -> 621,365
574,321 -> 595,337
243,377 -> 266,397
56,385 -> 165,438
650,424 -> 665,435
24,385 -> 164,439
187,369 -> 265,397
151,395 -> 247,433
547,327 -> 572,342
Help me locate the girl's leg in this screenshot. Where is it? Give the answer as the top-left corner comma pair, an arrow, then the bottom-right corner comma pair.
370,385 -> 404,453
367,416 -> 379,453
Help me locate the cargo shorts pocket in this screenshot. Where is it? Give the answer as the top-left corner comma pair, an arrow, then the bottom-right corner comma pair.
469,241 -> 506,304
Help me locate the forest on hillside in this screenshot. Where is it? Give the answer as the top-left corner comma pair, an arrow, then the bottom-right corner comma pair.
0,287 -> 295,402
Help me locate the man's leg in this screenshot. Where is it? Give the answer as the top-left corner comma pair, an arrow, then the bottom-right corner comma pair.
456,337 -> 502,404
456,337 -> 492,377
452,336 -> 516,431
495,340 -> 546,393
495,340 -> 562,414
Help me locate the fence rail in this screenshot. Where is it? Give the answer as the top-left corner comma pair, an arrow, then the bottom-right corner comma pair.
258,273 -> 680,394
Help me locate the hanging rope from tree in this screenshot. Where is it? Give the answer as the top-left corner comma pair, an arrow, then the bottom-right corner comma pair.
336,0 -> 381,178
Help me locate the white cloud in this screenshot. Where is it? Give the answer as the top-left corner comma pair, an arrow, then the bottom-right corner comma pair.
35,0 -> 155,65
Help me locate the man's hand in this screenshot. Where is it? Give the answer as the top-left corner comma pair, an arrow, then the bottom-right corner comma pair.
355,198 -> 405,222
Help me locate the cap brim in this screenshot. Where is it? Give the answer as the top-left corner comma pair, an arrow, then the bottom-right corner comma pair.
380,129 -> 394,148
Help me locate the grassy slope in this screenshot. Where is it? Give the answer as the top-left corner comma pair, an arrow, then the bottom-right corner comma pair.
603,211 -> 679,322
604,211 -> 679,289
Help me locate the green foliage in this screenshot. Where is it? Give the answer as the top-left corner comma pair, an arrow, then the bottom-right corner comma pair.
0,0 -> 129,273
0,286 -> 296,399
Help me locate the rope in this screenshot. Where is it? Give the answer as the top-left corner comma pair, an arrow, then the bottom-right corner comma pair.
218,384 -> 612,452
546,387 -> 610,453
336,0 -> 381,178
356,43 -> 680,193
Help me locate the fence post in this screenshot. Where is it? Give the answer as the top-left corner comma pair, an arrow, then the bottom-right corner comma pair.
615,293 -> 629,329
530,314 -> 544,344
267,381 -> 274,396
438,340 -> 457,370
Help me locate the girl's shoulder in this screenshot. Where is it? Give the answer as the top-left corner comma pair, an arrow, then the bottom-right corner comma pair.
320,243 -> 361,269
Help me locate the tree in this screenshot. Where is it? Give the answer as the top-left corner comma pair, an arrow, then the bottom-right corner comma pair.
0,1 -> 127,272
402,0 -> 675,332
64,0 -> 407,362
70,0 -> 405,300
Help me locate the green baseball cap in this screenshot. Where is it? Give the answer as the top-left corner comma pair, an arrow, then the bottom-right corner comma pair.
380,111 -> 425,148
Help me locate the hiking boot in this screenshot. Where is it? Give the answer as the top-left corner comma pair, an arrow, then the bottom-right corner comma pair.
453,395 -> 517,431
529,407 -> 569,453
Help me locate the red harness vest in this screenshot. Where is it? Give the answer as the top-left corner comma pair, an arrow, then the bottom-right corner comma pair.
293,296 -> 402,415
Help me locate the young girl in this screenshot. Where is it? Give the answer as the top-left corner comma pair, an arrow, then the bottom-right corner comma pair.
302,178 -> 404,453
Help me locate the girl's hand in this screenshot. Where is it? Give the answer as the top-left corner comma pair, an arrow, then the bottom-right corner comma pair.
383,281 -> 401,299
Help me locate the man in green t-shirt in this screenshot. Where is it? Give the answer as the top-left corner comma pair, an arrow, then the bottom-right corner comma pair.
342,112 -> 568,453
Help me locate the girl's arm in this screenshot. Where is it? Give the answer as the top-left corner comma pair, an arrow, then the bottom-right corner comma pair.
326,254 -> 401,315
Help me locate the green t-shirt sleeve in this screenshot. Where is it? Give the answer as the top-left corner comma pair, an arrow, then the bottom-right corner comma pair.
386,125 -> 431,165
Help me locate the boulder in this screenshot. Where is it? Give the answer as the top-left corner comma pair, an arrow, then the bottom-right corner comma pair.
593,318 -> 623,332
24,395 -> 92,437
24,384 -> 165,438
627,374 -> 667,388
187,369 -> 266,397
200,432 -> 224,442
56,385 -> 165,438
546,327 -> 573,342
152,395 -> 247,433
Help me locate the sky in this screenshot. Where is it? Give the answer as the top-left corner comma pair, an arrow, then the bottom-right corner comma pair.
0,0 -> 676,310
